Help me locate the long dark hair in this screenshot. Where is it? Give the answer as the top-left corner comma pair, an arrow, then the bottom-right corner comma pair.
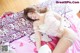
24,7 -> 38,22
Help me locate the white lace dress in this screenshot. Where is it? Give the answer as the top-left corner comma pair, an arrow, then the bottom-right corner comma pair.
39,11 -> 64,37
38,11 -> 77,53
38,11 -> 77,43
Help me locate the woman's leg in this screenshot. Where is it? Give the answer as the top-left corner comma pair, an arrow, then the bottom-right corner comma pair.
52,28 -> 77,53
52,36 -> 72,53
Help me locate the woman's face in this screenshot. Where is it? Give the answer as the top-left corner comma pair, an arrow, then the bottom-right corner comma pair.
27,12 -> 39,20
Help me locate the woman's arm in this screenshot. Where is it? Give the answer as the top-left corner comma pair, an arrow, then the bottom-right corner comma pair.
52,28 -> 77,53
34,28 -> 42,50
33,22 -> 42,50
53,12 -> 65,31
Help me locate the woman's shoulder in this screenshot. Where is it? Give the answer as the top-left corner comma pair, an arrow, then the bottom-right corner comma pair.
33,20 -> 43,26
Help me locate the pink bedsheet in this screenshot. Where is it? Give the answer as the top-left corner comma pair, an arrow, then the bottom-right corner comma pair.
10,36 -> 36,53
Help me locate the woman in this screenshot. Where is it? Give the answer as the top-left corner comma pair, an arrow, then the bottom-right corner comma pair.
24,7 -> 77,53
